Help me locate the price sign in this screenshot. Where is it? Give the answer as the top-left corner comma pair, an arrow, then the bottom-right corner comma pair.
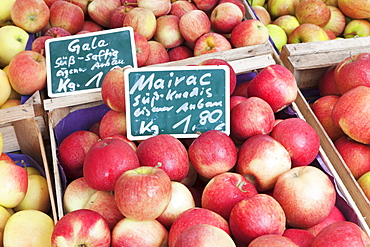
125,65 -> 230,140
45,27 -> 136,97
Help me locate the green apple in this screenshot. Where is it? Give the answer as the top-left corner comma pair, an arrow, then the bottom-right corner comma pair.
248,0 -> 266,6
267,0 -> 299,20
358,171 -> 370,201
0,25 -> 29,68
0,0 -> 16,26
273,15 -> 300,36
343,19 -> 370,38
288,23 -> 330,43
0,69 -> 11,107
266,24 -> 287,52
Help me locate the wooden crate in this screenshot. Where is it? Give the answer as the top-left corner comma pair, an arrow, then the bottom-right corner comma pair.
45,47 -> 370,238
0,90 -> 58,222
280,36 -> 370,89
280,38 -> 370,235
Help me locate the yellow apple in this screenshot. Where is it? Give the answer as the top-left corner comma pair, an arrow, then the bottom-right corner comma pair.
25,166 -> 42,176
0,0 -> 16,26
357,171 -> 370,201
0,69 -> 11,107
0,205 -> 11,245
0,25 -> 29,68
3,209 -> 54,247
0,132 -> 3,155
14,174 -> 51,213
0,99 -> 20,109
266,24 -> 287,52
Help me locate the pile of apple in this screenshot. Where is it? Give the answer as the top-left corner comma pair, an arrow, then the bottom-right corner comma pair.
0,132 -> 54,246
0,0 -> 273,106
250,0 -> 370,51
310,52 -> 370,206
51,60 -> 370,246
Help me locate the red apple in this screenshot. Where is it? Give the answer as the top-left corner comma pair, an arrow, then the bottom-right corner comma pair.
229,194 -> 286,246
252,6 -> 271,26
332,85 -> 370,145
248,234 -> 299,247
112,218 -> 168,247
180,162 -> 197,187
174,224 -> 236,247
337,0 -> 370,20
31,36 -> 54,56
201,172 -> 258,221
63,177 -> 97,213
218,0 -> 245,15
283,228 -> 315,247
114,166 -> 172,221
154,14 -> 184,49
136,134 -> 189,181
101,67 -> 126,113
137,0 -> 171,17
270,118 -> 321,167
143,40 -> 170,66
193,32 -> 232,56
247,64 -> 298,113
273,166 -> 336,228
305,205 -> 346,237
80,20 -> 104,32
0,160 -> 28,208
188,130 -> 237,179
89,121 -> 101,137
232,80 -> 250,97
311,95 -> 345,142
7,50 -> 47,95
49,0 -> 85,35
198,58 -> 237,95
311,221 -> 370,246
168,207 -> 230,247
133,31 -> 150,67
230,95 -> 247,109
10,0 -> 50,33
84,190 -> 124,230
210,2 -> 244,34
192,0 -> 218,12
98,110 -> 127,139
68,0 -> 90,15
157,181 -> 195,230
57,130 -> 100,180
44,26 -> 71,38
169,0 -> 197,19
318,65 -> 341,96
334,136 -> 370,179
51,209 -> 111,247
105,134 -> 137,151
87,0 -> 121,28
295,0 -> 331,27
230,19 -> 269,48
334,53 -> 370,95
230,96 -> 275,142
236,134 -> 291,192
109,5 -> 134,29
123,7 -> 157,40
179,10 -> 211,43
83,137 -> 140,191
168,46 -> 193,62
323,6 -> 346,37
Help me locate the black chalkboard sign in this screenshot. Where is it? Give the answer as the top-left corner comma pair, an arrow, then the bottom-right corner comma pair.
125,65 -> 230,140
45,27 -> 137,97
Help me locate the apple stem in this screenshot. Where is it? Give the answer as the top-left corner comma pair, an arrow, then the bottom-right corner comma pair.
237,181 -> 247,192
156,162 -> 163,168
20,160 -> 28,174
342,31 -> 357,37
